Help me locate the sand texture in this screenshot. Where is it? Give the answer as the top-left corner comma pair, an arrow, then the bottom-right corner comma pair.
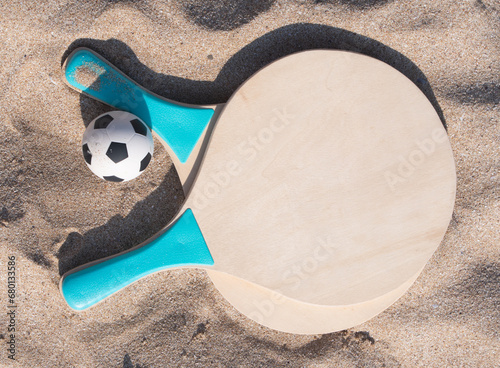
0,0 -> 499,367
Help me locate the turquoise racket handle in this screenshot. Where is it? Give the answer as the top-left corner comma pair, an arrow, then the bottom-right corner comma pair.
60,209 -> 213,311
64,48 -> 214,163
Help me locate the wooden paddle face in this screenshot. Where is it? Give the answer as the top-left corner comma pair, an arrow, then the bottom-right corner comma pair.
187,50 -> 455,306
208,267 -> 423,334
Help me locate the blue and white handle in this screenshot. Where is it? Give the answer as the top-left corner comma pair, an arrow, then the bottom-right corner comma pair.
60,209 -> 213,310
64,48 -> 215,164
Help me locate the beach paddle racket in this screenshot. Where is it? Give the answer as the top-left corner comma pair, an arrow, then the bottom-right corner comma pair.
61,48 -> 455,331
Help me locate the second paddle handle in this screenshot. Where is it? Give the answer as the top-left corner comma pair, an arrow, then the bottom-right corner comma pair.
60,209 -> 213,310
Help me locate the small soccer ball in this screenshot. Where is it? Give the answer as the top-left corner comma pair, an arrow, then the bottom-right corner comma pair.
82,111 -> 154,182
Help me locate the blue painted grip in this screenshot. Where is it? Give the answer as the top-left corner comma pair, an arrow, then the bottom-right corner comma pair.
64,48 -> 214,163
61,209 -> 214,310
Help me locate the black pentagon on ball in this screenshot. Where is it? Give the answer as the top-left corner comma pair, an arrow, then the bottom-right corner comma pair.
106,142 -> 128,163
82,143 -> 92,165
94,114 -> 114,129
140,152 -> 152,172
103,175 -> 124,182
130,118 -> 148,136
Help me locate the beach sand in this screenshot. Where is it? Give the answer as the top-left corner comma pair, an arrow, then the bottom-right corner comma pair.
0,1 -> 498,367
